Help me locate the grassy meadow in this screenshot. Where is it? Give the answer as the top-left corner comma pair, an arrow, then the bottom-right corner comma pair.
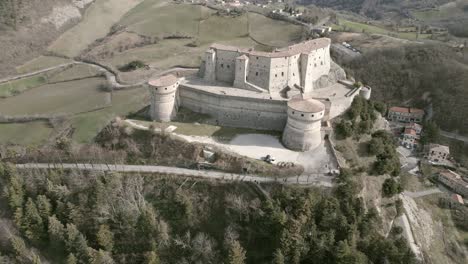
0,122 -> 52,145
0,75 -> 47,98
333,19 -> 431,40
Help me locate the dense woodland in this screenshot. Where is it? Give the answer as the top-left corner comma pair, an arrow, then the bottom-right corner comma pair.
0,163 -> 415,264
343,44 -> 468,135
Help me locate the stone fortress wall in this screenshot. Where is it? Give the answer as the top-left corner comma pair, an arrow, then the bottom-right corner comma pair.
178,85 -> 288,131
148,38 -> 364,151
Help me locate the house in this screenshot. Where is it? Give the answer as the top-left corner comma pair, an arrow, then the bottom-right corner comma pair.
387,106 -> 425,123
406,122 -> 423,135
426,143 -> 450,163
400,127 -> 419,149
438,170 -> 468,197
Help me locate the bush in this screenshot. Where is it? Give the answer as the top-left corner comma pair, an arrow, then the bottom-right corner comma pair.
382,178 -> 402,197
118,60 -> 146,72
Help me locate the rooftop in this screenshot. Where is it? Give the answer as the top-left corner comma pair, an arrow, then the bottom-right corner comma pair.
439,170 -> 468,187
389,106 -> 425,114
288,96 -> 325,113
429,143 -> 450,153
404,128 -> 417,136
148,74 -> 178,87
210,38 -> 331,58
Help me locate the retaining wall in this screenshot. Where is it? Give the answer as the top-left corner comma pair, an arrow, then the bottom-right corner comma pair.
179,84 -> 288,131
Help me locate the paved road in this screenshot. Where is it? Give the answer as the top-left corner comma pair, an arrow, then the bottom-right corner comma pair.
16,163 -> 334,187
403,188 -> 442,198
441,130 -> 468,144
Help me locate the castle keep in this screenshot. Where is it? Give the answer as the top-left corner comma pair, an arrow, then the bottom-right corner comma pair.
147,38 -> 362,151
204,38 -> 331,95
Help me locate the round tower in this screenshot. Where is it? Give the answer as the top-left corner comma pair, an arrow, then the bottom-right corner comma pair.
282,97 -> 325,151
148,74 -> 179,122
359,86 -> 372,100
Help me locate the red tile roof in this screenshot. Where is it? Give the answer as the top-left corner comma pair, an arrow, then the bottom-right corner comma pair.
389,106 -> 424,114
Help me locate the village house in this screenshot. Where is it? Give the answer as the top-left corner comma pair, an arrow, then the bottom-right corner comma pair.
400,127 -> 420,149
426,143 -> 450,163
387,106 -> 425,123
438,170 -> 468,197
406,122 -> 423,135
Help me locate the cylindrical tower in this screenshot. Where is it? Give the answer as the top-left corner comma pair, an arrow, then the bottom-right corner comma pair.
359,86 -> 372,100
282,97 -> 325,151
148,74 -> 179,122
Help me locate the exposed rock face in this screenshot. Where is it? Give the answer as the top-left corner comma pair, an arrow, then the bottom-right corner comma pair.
313,60 -> 346,90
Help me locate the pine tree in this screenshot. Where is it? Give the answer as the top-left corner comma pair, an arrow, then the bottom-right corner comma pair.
7,170 -> 24,209
48,215 -> 65,248
23,198 -> 45,241
97,224 -> 114,252
90,249 -> 115,264
272,249 -> 285,264
144,251 -> 160,264
36,195 -> 52,222
227,240 -> 246,264
66,253 -> 78,264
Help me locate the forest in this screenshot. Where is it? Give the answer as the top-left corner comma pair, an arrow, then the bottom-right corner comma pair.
0,162 -> 415,264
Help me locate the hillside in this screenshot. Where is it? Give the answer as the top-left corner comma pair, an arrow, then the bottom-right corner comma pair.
341,44 -> 468,135
0,163 -> 416,263
0,0 -> 90,78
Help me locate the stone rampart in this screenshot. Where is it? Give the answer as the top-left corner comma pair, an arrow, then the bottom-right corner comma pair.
178,84 -> 288,131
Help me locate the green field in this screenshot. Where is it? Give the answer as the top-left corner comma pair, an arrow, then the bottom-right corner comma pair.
333,19 -> 431,40
0,122 -> 52,145
0,75 -> 47,98
0,77 -> 108,115
15,56 -> 72,74
248,12 -> 303,46
47,64 -> 103,83
70,86 -> 148,143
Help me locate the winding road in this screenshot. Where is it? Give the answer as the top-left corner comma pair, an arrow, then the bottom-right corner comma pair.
15,163 -> 334,187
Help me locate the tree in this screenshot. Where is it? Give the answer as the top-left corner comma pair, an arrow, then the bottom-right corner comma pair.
48,215 -> 65,248
382,178 -> 402,197
90,250 -> 115,264
6,170 -> 24,209
23,198 -> 45,241
368,138 -> 385,155
66,254 -> 78,264
227,240 -> 246,264
97,225 -> 114,252
144,251 -> 160,264
336,120 -> 353,138
36,195 -> 52,222
272,249 -> 285,264
10,236 -> 28,261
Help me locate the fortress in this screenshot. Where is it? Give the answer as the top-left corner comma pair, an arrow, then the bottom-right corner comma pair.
147,38 -> 368,151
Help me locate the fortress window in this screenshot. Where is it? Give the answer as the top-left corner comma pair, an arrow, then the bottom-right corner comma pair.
227,65 -> 230,69
311,114 -> 314,117
221,64 -> 224,68
301,114 -> 304,117
256,56 -> 259,60
292,111 -> 295,114
293,73 -> 295,76
281,72 -> 284,76
321,61 -> 323,65
165,88 -> 167,90
275,74 -> 277,77
256,72 -> 258,76
314,63 -> 317,67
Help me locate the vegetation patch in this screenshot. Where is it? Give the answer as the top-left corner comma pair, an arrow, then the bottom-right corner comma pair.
0,75 -> 47,98
0,122 -> 52,145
